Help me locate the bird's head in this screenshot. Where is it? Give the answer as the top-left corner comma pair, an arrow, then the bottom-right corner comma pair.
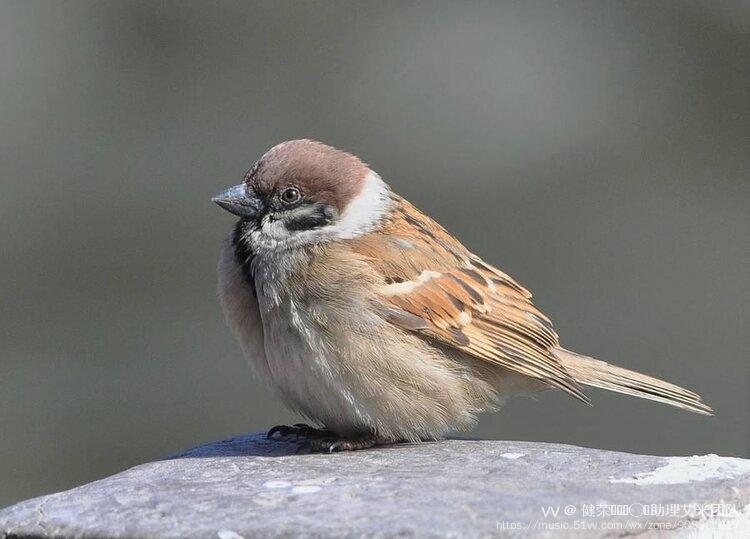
213,139 -> 390,251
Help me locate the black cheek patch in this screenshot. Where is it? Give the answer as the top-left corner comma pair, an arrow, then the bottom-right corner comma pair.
284,203 -> 337,232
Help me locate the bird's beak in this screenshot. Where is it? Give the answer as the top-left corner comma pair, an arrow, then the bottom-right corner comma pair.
212,184 -> 262,219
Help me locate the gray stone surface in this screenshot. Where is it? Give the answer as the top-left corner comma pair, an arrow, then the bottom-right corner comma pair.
1,433 -> 749,538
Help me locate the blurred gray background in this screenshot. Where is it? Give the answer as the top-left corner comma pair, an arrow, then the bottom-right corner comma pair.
1,0 -> 748,508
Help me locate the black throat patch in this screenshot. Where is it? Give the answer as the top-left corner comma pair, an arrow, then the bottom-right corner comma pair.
232,220 -> 256,290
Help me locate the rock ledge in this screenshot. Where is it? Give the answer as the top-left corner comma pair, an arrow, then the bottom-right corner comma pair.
1,433 -> 749,537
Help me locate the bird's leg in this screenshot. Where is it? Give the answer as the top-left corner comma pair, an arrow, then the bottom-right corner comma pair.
266,423 -> 335,440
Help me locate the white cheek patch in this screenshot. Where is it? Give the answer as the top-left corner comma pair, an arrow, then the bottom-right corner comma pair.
329,171 -> 390,240
260,216 -> 290,241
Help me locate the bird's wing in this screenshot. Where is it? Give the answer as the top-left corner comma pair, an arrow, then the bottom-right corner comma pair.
346,195 -> 589,402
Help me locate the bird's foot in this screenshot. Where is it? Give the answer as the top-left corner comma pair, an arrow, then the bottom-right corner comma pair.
301,434 -> 381,453
266,423 -> 335,441
267,424 -> 384,453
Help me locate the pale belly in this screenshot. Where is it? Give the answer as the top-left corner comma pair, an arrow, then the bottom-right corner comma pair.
258,296 -> 376,436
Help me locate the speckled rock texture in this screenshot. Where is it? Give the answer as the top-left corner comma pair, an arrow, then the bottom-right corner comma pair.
1,433 -> 749,538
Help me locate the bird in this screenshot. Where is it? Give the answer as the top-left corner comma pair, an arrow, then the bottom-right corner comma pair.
213,139 -> 712,452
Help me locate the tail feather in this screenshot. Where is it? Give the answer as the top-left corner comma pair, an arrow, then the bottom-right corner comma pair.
555,348 -> 713,416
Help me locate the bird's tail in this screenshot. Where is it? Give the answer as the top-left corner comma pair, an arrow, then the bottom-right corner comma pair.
555,348 -> 713,415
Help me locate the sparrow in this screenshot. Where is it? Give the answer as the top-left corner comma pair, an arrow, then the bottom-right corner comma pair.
213,139 -> 712,452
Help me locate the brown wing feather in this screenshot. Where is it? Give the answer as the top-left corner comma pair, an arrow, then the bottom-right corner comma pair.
347,195 -> 589,403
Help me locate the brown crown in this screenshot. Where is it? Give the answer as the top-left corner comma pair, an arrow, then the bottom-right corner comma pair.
245,139 -> 370,211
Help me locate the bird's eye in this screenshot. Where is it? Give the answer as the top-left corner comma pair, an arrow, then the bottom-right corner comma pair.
280,187 -> 301,205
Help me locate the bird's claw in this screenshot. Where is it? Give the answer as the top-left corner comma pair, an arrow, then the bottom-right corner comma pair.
304,435 -> 379,453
